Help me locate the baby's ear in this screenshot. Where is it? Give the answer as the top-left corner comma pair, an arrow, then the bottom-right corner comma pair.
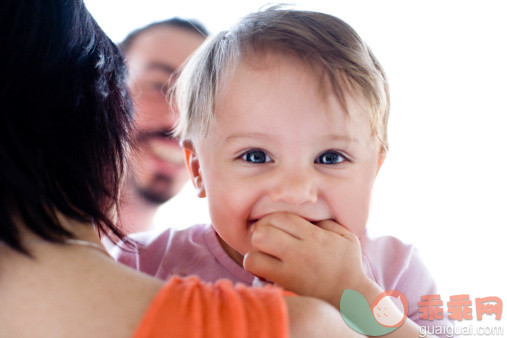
182,141 -> 206,198
375,151 -> 386,177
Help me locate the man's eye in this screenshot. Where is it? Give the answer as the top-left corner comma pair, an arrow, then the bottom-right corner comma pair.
316,151 -> 345,164
241,150 -> 272,163
159,130 -> 175,138
149,82 -> 166,92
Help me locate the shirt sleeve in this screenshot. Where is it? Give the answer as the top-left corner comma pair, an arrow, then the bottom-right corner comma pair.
109,228 -> 174,276
133,276 -> 289,338
362,235 -> 455,337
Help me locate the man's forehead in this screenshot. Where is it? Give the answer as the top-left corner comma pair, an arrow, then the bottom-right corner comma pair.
126,26 -> 204,69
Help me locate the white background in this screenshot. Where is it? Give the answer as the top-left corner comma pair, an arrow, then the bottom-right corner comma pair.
86,0 -> 506,308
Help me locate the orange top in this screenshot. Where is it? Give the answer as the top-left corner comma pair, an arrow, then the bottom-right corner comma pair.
134,276 -> 289,338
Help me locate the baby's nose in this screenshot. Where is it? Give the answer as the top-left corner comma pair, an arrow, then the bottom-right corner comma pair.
268,170 -> 318,205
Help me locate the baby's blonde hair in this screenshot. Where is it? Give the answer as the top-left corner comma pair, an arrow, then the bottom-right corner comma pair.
175,7 -> 390,151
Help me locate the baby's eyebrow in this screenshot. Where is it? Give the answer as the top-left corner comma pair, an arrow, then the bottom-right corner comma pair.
222,132 -> 358,145
325,134 -> 359,144
223,132 -> 275,144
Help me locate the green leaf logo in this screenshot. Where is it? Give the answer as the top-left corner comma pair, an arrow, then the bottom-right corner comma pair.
340,289 -> 408,336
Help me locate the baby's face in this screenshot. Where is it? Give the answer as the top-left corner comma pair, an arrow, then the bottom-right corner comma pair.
186,55 -> 384,265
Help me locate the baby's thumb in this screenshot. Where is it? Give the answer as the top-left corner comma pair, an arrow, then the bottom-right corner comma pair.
316,220 -> 354,239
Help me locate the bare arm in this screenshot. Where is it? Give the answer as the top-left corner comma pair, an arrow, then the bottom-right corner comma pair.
285,296 -> 365,338
355,279 -> 438,338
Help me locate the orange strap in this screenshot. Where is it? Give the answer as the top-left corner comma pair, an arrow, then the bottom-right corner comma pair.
134,276 -> 289,338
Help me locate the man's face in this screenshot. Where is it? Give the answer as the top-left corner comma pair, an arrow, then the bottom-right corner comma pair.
186,55 -> 384,265
126,26 -> 204,204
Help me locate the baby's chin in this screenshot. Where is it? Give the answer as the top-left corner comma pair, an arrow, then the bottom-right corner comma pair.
215,232 -> 248,264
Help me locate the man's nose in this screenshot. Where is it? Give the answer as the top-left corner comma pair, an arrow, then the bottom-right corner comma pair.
268,168 -> 318,205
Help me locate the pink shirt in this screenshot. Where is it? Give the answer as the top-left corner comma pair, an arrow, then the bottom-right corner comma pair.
110,223 -> 450,333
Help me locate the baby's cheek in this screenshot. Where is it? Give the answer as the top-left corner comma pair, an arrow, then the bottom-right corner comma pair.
332,192 -> 371,236
209,203 -> 252,253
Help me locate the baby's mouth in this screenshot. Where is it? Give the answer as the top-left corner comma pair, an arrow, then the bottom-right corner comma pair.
247,218 -> 329,226
247,219 -> 258,226
302,217 -> 325,225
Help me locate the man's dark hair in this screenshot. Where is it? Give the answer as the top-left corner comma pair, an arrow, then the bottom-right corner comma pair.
119,17 -> 209,53
0,0 -> 133,254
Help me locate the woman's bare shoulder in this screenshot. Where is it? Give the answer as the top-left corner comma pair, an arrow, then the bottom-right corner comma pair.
0,247 -> 164,337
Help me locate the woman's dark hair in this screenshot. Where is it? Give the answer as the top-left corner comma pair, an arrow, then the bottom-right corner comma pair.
0,0 -> 133,254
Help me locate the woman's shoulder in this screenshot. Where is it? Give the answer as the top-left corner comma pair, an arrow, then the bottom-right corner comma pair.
133,276 -> 289,338
0,245 -> 164,338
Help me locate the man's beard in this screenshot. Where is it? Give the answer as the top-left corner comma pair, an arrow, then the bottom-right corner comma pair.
134,174 -> 175,205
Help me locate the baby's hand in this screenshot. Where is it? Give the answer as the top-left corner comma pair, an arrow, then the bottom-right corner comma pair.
243,211 -> 367,309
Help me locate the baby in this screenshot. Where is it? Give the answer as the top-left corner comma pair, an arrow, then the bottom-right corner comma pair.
113,8 -> 450,335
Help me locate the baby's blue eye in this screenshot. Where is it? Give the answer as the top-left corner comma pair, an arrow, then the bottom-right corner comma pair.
316,151 -> 345,164
242,150 -> 271,163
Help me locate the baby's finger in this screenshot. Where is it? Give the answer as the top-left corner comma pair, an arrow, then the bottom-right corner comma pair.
243,250 -> 283,283
257,212 -> 313,239
316,219 -> 354,238
251,222 -> 300,259
244,251 -> 302,290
